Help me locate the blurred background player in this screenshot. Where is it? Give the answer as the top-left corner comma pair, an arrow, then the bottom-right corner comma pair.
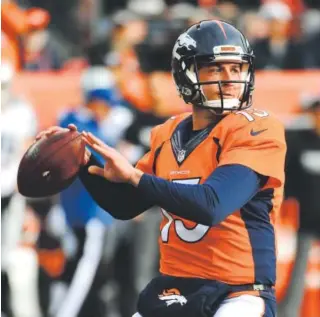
1,1 -> 69,71
53,66 -> 132,317
1,61 -> 40,317
252,1 -> 305,70
278,94 -> 320,317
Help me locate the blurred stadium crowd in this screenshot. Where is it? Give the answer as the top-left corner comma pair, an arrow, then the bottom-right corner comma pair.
1,0 -> 320,317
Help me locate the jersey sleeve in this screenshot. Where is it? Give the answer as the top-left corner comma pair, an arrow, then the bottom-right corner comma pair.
218,115 -> 287,189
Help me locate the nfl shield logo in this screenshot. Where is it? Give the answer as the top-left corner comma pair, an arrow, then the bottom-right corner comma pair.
177,150 -> 186,163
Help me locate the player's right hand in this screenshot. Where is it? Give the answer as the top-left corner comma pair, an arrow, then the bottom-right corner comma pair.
35,124 -> 78,141
34,124 -> 91,165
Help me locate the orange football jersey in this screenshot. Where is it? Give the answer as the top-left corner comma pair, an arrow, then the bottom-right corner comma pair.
136,108 -> 286,285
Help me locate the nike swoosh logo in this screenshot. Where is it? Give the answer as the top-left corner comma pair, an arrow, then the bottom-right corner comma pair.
250,128 -> 268,136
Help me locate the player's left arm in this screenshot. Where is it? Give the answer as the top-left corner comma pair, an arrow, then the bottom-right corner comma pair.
134,115 -> 286,226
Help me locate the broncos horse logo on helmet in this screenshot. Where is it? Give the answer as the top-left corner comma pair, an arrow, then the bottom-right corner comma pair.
175,33 -> 197,51
171,20 -> 255,114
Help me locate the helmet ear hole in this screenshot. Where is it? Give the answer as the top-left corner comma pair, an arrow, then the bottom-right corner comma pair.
179,84 -> 197,103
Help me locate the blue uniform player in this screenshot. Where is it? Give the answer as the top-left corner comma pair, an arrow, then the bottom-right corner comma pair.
55,67 -> 132,317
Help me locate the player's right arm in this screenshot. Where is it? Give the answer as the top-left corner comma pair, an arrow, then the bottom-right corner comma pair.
79,153 -> 154,219
35,124 -> 155,219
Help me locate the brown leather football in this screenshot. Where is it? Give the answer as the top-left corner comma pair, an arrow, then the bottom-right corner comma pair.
17,130 -> 85,198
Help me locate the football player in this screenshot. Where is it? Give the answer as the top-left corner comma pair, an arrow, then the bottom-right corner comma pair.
37,20 -> 286,317
54,66 -> 133,317
1,62 -> 40,317
278,96 -> 320,317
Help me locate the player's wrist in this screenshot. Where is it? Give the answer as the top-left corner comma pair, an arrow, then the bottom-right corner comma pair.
128,168 -> 144,187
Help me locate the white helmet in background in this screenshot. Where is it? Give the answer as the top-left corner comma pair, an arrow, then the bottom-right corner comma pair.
80,66 -> 116,95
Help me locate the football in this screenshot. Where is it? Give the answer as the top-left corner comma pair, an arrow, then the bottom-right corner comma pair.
17,130 -> 85,198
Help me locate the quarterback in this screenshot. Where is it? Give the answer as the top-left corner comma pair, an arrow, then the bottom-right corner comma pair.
37,20 -> 286,316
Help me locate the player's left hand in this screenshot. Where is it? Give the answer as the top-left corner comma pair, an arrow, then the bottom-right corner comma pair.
82,132 -> 143,185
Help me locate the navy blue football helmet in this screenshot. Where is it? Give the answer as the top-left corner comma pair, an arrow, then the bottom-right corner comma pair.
171,20 -> 255,113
